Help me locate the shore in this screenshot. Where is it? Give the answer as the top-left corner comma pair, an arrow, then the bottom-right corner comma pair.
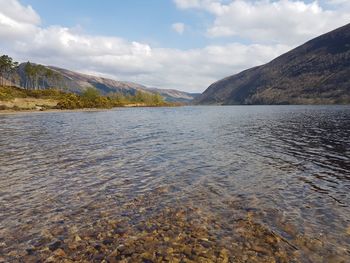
0,108 -> 110,115
0,86 -> 178,115
0,104 -> 177,115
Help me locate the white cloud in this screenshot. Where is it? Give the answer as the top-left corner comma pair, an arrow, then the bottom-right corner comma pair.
0,0 -> 40,24
174,0 -> 350,45
0,0 -> 40,41
327,0 -> 350,5
172,22 -> 185,35
1,0 -> 348,93
12,25 -> 289,91
0,0 -> 293,92
173,0 -> 202,8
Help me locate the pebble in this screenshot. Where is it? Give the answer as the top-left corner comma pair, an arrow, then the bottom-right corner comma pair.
2,192 -> 349,263
54,248 -> 66,257
346,226 -> 350,236
251,245 -> 270,255
102,238 -> 114,245
48,240 -> 62,251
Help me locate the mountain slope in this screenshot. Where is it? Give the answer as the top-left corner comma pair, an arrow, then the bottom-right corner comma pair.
196,23 -> 350,105
14,65 -> 197,103
148,88 -> 200,103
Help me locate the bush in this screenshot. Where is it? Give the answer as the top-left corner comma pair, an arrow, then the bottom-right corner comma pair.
0,105 -> 8,110
82,88 -> 100,101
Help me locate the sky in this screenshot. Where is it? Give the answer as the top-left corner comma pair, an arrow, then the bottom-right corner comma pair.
0,0 -> 349,93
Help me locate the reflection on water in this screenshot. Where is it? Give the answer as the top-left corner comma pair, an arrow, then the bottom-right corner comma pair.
0,106 -> 349,262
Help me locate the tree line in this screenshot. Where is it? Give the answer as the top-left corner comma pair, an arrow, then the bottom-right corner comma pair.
24,62 -> 62,90
0,54 -> 61,90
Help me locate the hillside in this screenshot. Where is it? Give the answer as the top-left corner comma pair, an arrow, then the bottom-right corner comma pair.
12,65 -> 197,103
195,23 -> 350,105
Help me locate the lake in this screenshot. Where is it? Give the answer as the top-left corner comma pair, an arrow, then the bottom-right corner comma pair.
0,106 -> 349,262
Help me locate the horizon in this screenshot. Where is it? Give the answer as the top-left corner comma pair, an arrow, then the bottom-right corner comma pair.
1,0 -> 350,93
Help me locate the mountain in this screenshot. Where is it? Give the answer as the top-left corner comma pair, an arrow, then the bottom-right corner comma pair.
148,88 -> 200,103
14,64 -> 197,103
196,23 -> 350,105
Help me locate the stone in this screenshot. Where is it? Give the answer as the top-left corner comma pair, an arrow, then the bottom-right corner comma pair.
114,227 -> 127,235
141,251 -> 154,261
218,248 -> 229,263
102,238 -> 114,245
93,254 -> 105,261
346,226 -> 350,236
93,243 -> 102,250
48,240 -> 62,251
54,248 -> 66,257
251,245 -> 270,255
26,247 -> 35,255
183,246 -> 192,257
45,256 -> 56,262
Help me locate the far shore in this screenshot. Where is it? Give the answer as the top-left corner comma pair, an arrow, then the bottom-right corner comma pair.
0,86 -> 179,115
0,104 -> 182,115
0,108 -> 109,115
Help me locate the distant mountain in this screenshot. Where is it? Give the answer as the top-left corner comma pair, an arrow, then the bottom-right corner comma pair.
196,23 -> 350,105
13,64 -> 197,103
148,88 -> 200,103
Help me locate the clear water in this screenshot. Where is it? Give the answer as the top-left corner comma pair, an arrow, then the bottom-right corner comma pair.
0,106 -> 349,261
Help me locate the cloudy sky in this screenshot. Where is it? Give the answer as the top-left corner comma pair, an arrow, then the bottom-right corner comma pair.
1,0 -> 349,92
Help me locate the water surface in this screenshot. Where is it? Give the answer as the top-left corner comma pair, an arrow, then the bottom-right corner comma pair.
0,106 -> 349,262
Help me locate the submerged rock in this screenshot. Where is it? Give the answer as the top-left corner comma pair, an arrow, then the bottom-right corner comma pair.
48,240 -> 62,251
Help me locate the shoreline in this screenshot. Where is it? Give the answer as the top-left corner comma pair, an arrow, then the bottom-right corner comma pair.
0,104 -> 179,115
0,108 -> 110,115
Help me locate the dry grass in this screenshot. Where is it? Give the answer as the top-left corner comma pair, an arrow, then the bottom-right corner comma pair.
0,97 -> 58,110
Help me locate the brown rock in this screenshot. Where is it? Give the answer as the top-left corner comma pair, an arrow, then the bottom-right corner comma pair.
54,248 -> 66,257
251,245 -> 270,255
218,248 -> 229,263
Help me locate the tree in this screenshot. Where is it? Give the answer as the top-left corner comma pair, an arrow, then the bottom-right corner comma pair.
24,62 -> 34,89
24,62 -> 53,90
45,68 -> 54,88
152,93 -> 163,105
0,55 -> 18,86
82,87 -> 100,101
36,65 -> 52,89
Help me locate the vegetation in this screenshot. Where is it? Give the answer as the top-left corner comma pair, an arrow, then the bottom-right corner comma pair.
24,62 -> 62,90
0,86 -> 62,100
0,53 -> 175,111
0,55 -> 19,86
0,54 -> 63,90
56,88 -> 169,109
0,86 -> 171,111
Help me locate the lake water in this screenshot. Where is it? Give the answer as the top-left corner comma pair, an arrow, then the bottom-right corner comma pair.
0,106 -> 349,262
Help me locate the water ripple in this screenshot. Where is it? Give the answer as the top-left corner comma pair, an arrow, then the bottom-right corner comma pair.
0,106 -> 350,260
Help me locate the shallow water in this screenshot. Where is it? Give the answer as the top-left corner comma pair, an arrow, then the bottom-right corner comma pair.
0,106 -> 349,262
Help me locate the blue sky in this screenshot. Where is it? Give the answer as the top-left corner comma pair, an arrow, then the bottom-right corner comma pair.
20,0 -> 213,49
1,0 -> 349,92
